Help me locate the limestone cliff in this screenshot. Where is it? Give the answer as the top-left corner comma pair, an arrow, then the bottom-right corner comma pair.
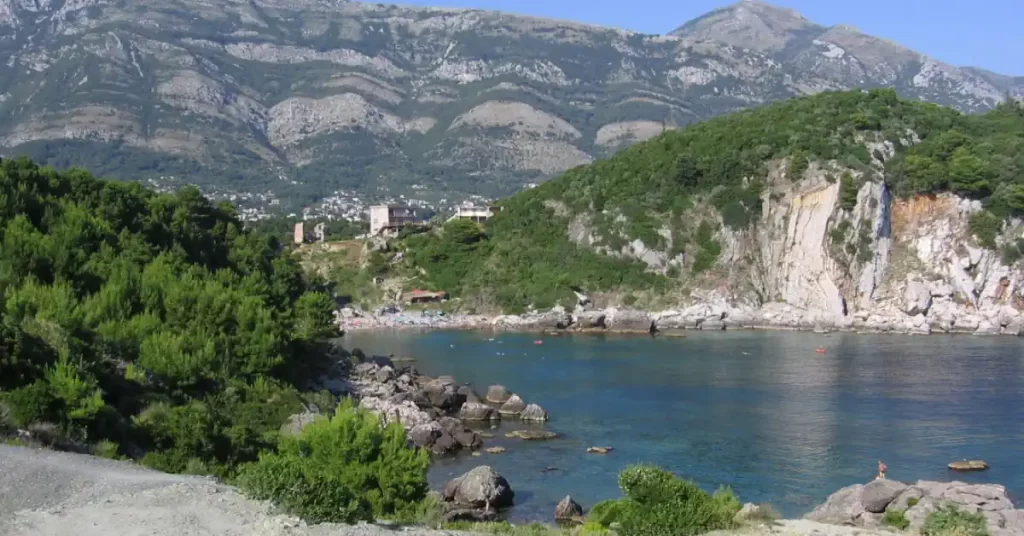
655,164 -> 1024,336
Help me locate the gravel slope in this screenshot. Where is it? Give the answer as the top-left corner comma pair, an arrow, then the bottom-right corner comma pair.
0,445 -> 474,536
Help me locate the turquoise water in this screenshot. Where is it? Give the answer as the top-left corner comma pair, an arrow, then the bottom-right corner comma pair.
343,330 -> 1024,522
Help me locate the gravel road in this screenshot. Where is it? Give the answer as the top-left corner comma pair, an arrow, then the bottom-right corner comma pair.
0,445 -> 476,536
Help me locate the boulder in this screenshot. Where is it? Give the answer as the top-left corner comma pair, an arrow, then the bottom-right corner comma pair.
431,431 -> 459,455
442,466 -> 514,509
279,411 -> 320,437
359,397 -> 432,429
520,403 -> 549,422
486,385 -> 513,404
734,503 -> 779,523
374,366 -> 395,383
505,430 -> 559,440
457,385 -> 481,403
587,446 -> 613,454
861,479 -> 908,513
886,487 -> 924,513
459,402 -> 500,421
499,394 -> 527,415
485,446 -> 506,454
554,495 -> 584,522
453,429 -> 483,450
420,380 -> 460,410
575,310 -> 606,330
805,484 -> 865,525
408,421 -> 443,449
605,308 -> 653,332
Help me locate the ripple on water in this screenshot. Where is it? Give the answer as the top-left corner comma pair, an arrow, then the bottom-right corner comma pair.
344,330 -> 1024,522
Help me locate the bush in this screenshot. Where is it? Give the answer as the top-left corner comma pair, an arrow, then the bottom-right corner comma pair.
883,509 -> 911,530
968,211 -> 1002,249
923,505 -> 988,536
839,172 -> 859,211
587,465 -> 741,536
907,497 -> 920,508
236,400 -> 430,524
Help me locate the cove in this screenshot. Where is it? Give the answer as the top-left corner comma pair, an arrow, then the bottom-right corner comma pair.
343,330 -> 1024,523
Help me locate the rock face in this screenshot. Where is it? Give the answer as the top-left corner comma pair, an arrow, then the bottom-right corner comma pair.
554,495 -> 584,521
442,466 -> 515,509
808,480 -> 1024,536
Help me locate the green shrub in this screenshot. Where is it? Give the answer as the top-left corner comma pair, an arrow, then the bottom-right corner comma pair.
1,381 -> 58,428
594,465 -> 741,536
589,499 -> 628,526
236,400 -> 430,524
923,505 -> 988,536
839,172 -> 859,211
883,509 -> 911,530
907,497 -> 920,508
92,440 -> 121,460
968,211 -> 1002,249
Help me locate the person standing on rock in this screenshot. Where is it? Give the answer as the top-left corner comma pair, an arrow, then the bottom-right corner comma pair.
876,460 -> 887,480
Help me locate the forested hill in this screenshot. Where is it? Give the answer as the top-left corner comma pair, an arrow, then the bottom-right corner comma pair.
396,89 -> 1024,313
0,157 -> 339,475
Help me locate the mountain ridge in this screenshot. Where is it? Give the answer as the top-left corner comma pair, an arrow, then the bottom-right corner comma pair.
0,0 -> 1021,215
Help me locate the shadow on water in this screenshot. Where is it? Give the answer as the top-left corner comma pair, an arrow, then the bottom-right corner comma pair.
344,329 -> 1024,522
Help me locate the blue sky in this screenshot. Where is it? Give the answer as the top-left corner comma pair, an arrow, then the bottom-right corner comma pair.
398,0 -> 1023,76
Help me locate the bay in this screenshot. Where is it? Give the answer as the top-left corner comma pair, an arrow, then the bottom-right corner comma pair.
343,330 -> 1024,522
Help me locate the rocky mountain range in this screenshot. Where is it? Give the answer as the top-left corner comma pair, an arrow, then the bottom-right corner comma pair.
1,0 -> 1021,210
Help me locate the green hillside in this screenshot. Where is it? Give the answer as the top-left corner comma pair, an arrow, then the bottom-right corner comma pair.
393,90 -> 1024,312
0,157 -> 339,475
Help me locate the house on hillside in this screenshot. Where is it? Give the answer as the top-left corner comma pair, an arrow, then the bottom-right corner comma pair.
369,205 -> 420,236
447,205 -> 499,224
404,289 -> 448,305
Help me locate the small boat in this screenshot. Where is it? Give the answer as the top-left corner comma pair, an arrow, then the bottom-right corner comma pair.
815,347 -> 827,354
534,340 -> 544,345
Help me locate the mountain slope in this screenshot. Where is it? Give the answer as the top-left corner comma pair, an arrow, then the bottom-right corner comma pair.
394,90 -> 1024,334
0,0 -> 1021,213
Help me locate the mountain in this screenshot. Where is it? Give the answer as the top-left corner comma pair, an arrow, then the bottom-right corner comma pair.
0,0 -> 1021,213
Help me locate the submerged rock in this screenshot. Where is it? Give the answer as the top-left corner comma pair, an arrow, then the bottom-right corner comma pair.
505,430 -> 558,440
948,460 -> 989,471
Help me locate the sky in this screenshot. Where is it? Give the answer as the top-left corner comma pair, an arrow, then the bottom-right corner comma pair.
396,0 -> 1024,76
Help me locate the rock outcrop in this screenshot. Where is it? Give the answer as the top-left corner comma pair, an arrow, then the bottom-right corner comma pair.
807,480 -> 1024,536
442,466 -> 515,511
554,495 -> 584,522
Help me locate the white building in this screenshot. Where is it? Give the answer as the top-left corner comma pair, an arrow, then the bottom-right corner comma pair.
369,205 -> 419,236
447,205 -> 499,224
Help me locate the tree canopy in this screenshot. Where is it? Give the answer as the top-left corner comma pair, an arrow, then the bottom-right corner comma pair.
0,157 -> 338,476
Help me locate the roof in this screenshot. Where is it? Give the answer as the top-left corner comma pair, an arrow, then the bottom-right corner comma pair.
407,289 -> 447,298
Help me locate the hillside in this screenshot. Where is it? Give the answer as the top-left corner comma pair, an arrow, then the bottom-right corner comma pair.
1,0 -> 1022,212
382,90 -> 1024,335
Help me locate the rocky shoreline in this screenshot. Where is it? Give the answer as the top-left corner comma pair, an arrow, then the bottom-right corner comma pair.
337,299 -> 1024,337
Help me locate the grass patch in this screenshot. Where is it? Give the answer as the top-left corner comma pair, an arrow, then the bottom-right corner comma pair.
923,505 -> 989,536
883,509 -> 911,530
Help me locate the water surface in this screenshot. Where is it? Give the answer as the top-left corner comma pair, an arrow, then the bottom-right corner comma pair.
344,330 -> 1024,521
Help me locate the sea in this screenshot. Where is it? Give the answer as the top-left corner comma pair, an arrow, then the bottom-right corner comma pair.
342,330 -> 1024,522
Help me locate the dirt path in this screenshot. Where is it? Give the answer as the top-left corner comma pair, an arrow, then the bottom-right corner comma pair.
0,445 -> 473,536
